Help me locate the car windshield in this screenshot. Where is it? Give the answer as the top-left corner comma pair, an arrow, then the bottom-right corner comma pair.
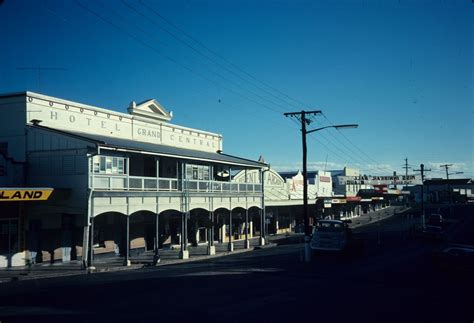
315,222 -> 344,233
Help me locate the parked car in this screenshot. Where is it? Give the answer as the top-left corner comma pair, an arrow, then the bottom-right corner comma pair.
432,244 -> 474,272
427,214 -> 443,226
422,225 -> 445,241
310,220 -> 351,252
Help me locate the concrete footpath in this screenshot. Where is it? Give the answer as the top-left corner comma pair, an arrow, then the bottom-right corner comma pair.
0,205 -> 410,283
349,205 -> 412,229
0,237 -> 276,283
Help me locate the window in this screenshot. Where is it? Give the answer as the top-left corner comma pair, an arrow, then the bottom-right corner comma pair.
186,164 -> 210,180
105,157 -> 112,174
93,156 -> 127,175
118,159 -> 124,174
0,142 -> 8,156
0,219 -> 19,254
93,158 -> 100,173
112,158 -> 118,173
99,156 -> 106,173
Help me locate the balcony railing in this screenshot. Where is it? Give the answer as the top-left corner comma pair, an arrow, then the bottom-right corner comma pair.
92,175 -> 178,191
91,175 -> 262,194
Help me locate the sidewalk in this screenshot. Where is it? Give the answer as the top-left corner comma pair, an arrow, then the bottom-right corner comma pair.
0,207 -> 412,283
0,236 -> 276,283
349,205 -> 412,229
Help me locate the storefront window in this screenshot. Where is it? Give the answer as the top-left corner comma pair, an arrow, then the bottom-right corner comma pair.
0,219 -> 19,254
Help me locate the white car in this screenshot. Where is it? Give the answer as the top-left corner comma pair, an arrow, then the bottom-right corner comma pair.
310,220 -> 350,252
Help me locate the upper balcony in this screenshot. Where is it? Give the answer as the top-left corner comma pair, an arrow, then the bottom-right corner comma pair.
89,154 -> 263,195
91,174 -> 262,194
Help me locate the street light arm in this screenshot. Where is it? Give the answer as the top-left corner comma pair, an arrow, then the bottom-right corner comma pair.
306,124 -> 358,134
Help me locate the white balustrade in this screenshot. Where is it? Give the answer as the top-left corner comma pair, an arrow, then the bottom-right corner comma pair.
91,175 -> 261,194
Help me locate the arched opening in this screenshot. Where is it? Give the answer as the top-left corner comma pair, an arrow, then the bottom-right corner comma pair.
213,207 -> 230,243
188,208 -> 212,246
231,207 -> 246,241
249,206 -> 262,238
160,209 -> 182,247
91,212 -> 127,258
129,210 -> 157,256
265,206 -> 292,235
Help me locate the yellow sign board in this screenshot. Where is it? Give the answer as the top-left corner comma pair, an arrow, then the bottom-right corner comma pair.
0,188 -> 53,202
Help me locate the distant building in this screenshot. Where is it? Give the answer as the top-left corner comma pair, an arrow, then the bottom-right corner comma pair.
407,178 -> 473,204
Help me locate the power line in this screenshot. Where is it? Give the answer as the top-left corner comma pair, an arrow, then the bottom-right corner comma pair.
75,0 -> 409,175
306,116 -> 395,173
287,117 -> 397,174
74,0 -> 284,114
138,0 -> 312,110
119,0 -> 292,113
17,67 -> 68,92
320,112 -> 394,173
138,1 -> 399,175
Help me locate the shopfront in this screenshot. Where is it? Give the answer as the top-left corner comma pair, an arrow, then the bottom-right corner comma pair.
0,188 -> 53,267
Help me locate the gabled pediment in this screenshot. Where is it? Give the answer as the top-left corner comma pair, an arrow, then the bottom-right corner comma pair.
127,99 -> 173,122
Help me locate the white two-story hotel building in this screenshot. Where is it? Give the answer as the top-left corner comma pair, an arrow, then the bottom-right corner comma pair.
0,92 -> 266,268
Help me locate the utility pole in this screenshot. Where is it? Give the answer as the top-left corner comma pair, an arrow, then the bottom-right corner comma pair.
402,158 -> 411,182
401,158 -> 412,206
284,110 -> 358,263
439,164 -> 463,207
414,164 -> 431,228
440,164 -> 453,180
284,110 -> 321,263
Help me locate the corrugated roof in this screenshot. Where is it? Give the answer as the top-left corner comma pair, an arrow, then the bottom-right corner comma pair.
30,125 -> 266,168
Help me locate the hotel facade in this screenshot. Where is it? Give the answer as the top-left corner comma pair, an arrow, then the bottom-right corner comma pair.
0,92 -> 267,268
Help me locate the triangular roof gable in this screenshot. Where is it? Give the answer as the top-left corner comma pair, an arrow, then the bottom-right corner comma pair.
128,99 -> 172,122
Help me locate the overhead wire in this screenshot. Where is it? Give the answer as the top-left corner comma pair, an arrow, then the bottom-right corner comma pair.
75,0 -> 284,115
75,0 -> 406,174
287,117 -> 386,174
310,116 -> 396,173
138,0 -> 309,110
122,0 -> 301,113
136,0 -> 402,173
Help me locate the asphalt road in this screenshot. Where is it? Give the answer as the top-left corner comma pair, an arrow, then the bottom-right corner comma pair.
0,213 -> 472,323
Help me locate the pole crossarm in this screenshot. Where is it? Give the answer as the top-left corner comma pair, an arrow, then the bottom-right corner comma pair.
284,110 -> 321,125
284,110 -> 321,117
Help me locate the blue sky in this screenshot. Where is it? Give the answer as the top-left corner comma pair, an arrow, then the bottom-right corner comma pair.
0,0 -> 472,178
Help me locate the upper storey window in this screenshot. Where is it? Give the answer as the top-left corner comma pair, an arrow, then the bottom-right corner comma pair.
92,156 -> 127,175
185,164 -> 210,181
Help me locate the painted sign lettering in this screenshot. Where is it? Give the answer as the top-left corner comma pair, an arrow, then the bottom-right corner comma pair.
0,189 -> 53,201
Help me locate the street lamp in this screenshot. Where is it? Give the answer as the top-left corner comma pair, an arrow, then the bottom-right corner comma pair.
447,171 -> 464,179
284,109 -> 358,263
446,171 -> 463,207
306,124 -> 359,134
303,124 -> 358,261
